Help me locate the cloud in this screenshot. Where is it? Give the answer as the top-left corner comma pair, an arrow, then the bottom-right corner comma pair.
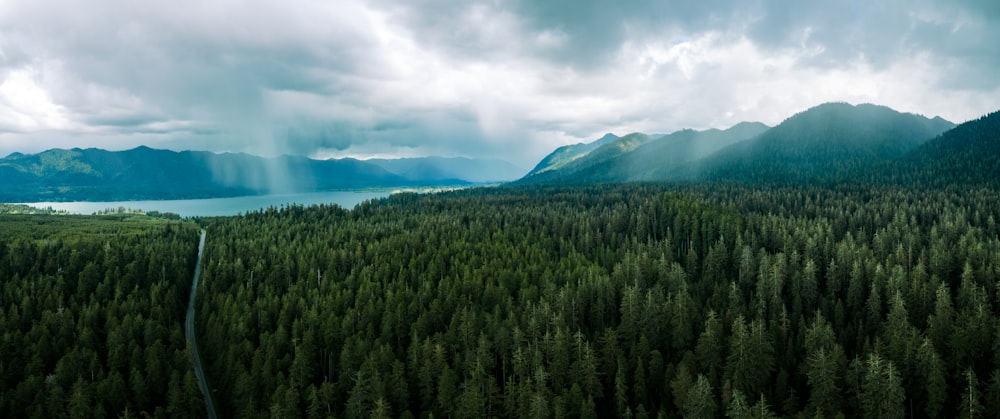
0,0 -> 998,167
0,68 -> 70,132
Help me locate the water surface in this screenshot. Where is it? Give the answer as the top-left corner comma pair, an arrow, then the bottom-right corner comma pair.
20,190 -> 393,217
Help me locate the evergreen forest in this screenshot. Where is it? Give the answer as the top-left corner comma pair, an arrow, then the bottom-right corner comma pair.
4,183 -> 1000,417
0,214 -> 206,417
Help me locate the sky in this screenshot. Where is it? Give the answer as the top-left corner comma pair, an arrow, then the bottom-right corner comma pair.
1,0 -> 998,168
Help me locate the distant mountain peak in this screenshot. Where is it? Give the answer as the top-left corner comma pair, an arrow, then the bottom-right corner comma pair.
729,121 -> 769,129
518,102 -> 969,186
525,133 -> 624,177
696,102 -> 956,184
520,122 -> 768,184
0,146 -> 497,202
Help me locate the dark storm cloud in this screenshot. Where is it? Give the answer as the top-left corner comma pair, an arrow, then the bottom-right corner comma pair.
0,0 -> 998,166
379,0 -> 1000,83
742,0 -> 996,71
513,0 -> 728,64
378,0 -> 736,68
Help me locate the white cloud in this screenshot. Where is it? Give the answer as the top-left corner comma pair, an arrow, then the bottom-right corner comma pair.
0,67 -> 71,132
0,0 -> 997,167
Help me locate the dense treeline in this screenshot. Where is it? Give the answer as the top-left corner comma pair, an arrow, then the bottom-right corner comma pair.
197,184 -> 1000,418
898,110 -> 1000,188
0,215 -> 205,418
0,204 -> 68,215
5,182 -> 1000,417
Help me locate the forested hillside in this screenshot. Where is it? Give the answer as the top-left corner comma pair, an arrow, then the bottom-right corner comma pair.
526,133 -> 621,176
692,103 -> 953,184
900,110 -> 1000,187
520,122 -> 770,185
519,133 -> 656,184
194,184 -> 1000,418
561,122 -> 771,183
0,215 -> 205,417
518,103 -> 960,186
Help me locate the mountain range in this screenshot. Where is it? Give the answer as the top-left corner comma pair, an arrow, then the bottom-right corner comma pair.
525,122 -> 771,184
518,102 -> 998,187
3,101 -> 997,202
694,103 -> 955,184
0,148 -> 524,202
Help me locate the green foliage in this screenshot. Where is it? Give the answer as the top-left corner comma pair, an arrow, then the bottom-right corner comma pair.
726,315 -> 774,398
683,374 -> 717,419
861,353 -> 905,419
187,183 -> 1000,417
0,203 -> 68,215
917,338 -> 947,418
903,110 -> 1000,188
0,214 -> 203,417
8,180 -> 1000,417
701,102 -> 953,185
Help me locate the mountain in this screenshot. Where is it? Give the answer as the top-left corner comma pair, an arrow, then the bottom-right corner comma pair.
526,133 -> 621,176
366,156 -> 526,183
520,132 -> 659,183
520,122 -> 768,184
0,147 -> 464,202
0,147 -> 239,201
692,103 -> 955,184
901,110 -> 1000,187
582,122 -> 771,182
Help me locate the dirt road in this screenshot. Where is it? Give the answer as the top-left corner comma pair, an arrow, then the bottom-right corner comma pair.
185,229 -> 218,419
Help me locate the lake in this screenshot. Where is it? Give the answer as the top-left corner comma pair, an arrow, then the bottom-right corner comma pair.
19,190 -> 395,217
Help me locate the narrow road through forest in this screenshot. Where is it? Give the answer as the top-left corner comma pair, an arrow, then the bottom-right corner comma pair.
186,229 -> 218,419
